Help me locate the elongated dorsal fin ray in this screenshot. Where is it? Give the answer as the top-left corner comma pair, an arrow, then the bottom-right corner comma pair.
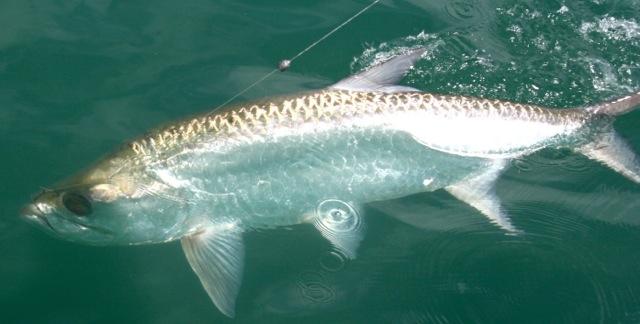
330,47 -> 426,92
446,160 -> 520,234
312,199 -> 365,259
578,131 -> 640,183
181,223 -> 244,318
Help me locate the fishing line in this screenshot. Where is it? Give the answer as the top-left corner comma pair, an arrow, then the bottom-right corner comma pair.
283,0 -> 383,67
211,0 -> 382,112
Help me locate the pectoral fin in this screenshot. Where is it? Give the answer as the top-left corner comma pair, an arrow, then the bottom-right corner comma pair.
446,160 -> 520,234
312,199 -> 365,259
181,223 -> 244,317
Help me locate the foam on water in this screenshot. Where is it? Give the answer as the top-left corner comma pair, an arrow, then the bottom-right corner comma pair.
580,16 -> 640,41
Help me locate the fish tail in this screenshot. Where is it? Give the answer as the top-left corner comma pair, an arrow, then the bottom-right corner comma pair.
577,91 -> 640,183
586,90 -> 640,116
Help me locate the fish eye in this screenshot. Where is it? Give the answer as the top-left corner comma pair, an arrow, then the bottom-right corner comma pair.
62,192 -> 93,216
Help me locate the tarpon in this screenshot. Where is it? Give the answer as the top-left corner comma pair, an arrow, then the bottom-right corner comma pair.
21,48 -> 640,317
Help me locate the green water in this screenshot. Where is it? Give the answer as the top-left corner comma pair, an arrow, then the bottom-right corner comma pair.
2,0 -> 640,323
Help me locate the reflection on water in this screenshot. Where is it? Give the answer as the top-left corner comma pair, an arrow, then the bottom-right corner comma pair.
247,150 -> 640,322
513,149 -> 591,174
255,202 -> 640,323
2,0 -> 640,323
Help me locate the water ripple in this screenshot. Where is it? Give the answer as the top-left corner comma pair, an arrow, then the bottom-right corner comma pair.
444,0 -> 477,20
509,201 -> 594,240
406,230 -> 638,322
512,150 -> 591,175
295,271 -> 336,304
319,251 -> 346,273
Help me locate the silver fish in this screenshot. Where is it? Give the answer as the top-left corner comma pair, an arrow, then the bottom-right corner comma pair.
21,48 -> 640,317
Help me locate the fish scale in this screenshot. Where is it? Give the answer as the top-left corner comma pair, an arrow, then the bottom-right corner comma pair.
129,89 -> 588,161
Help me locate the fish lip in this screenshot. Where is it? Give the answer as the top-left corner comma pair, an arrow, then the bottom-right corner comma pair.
21,204 -> 59,234
21,203 -> 113,237
20,203 -> 42,218
65,217 -> 115,236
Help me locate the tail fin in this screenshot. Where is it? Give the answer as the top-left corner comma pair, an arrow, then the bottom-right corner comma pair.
578,91 -> 640,183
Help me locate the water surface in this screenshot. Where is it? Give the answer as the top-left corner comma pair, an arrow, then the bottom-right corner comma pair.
2,0 -> 640,323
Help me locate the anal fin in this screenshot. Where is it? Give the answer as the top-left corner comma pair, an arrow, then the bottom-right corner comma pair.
578,131 -> 640,183
181,222 -> 244,317
445,160 -> 520,234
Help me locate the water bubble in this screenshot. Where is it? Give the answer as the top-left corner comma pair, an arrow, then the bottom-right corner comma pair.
315,199 -> 362,234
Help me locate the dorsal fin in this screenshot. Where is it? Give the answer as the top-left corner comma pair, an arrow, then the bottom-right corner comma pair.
330,47 -> 426,92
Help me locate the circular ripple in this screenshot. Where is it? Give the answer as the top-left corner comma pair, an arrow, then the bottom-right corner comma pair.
514,150 -> 591,173
547,150 -> 591,173
509,201 -> 593,240
295,271 -> 335,304
319,251 -> 346,273
444,0 -> 477,20
315,199 -> 362,234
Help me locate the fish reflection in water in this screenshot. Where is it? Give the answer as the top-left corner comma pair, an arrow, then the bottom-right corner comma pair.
254,252 -> 360,317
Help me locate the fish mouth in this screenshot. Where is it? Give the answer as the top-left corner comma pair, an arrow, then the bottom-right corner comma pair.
20,204 -> 114,238
65,218 -> 115,236
21,204 -> 58,234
